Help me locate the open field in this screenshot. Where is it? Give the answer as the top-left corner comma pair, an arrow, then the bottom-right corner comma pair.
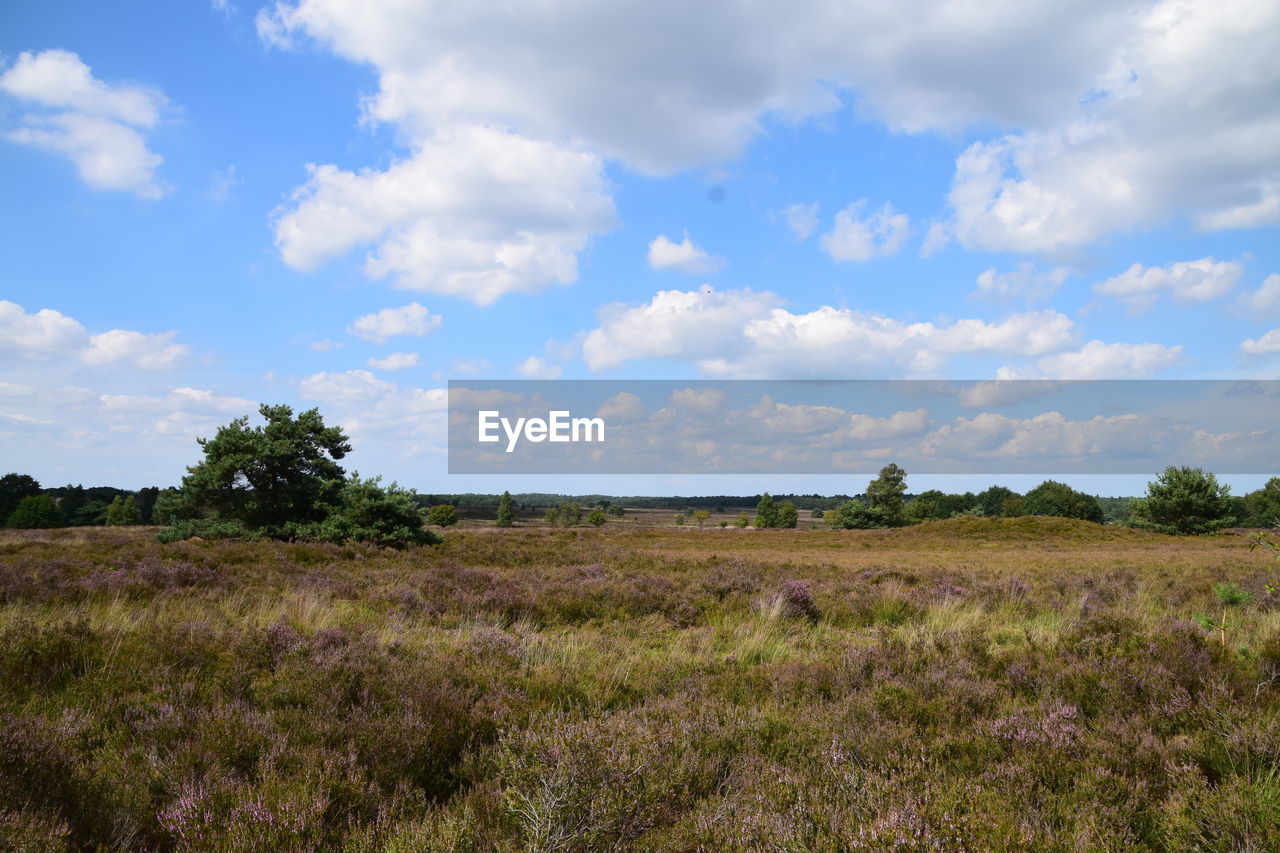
2,519 -> 1280,851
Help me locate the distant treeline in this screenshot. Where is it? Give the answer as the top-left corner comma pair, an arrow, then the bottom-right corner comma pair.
1,474 -> 165,528
414,493 -> 858,512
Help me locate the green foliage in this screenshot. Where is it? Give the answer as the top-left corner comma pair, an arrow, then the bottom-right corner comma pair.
1130,466 -> 1234,535
104,495 -> 141,526
674,513 -> 685,526
178,403 -> 351,534
1240,477 -> 1280,529
692,509 -> 711,527
496,490 -> 514,527
544,501 -> 583,527
775,501 -> 798,529
6,495 -> 63,529
159,405 -> 434,547
734,512 -> 750,529
754,493 -> 778,528
1023,480 -> 1104,523
288,476 -> 440,547
827,498 -> 883,529
977,485 -> 1019,518
0,473 -> 42,524
865,463 -> 908,526
587,510 -> 608,527
426,504 -> 459,527
903,498 -> 936,525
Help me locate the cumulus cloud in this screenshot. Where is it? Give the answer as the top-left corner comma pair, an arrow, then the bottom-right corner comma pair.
820,201 -> 910,262
515,355 -> 562,379
646,233 -> 725,273
258,0 -> 1279,293
298,369 -> 396,403
82,329 -> 188,370
366,352 -> 420,371
582,288 -> 783,371
272,127 -> 614,305
0,49 -> 169,198
945,0 -> 1280,251
1239,273 -> 1280,313
0,300 -> 85,358
0,300 -> 187,370
974,262 -> 1070,303
1241,329 -> 1280,355
999,340 -> 1184,379
347,302 -> 442,343
1093,257 -> 1243,313
580,287 -> 1078,377
780,203 -> 819,240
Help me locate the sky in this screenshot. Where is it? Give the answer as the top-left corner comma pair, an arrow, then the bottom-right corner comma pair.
1,0 -> 1278,497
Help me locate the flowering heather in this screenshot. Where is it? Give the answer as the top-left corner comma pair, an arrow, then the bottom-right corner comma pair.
0,519 -> 1278,849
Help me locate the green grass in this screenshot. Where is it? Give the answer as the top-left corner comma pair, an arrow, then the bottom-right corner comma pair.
1,520 -> 1278,850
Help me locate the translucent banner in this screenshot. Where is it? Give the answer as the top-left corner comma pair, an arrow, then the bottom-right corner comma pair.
447,380 -> 1280,475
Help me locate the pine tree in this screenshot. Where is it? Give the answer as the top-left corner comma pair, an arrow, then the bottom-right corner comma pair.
496,490 -> 514,527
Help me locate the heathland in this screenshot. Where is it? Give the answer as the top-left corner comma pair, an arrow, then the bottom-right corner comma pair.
2,518 -> 1279,850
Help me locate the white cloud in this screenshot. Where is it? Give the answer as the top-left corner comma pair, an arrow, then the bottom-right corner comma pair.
0,300 -> 85,358
258,0 -> 1280,265
366,352 -> 420,371
309,338 -> 345,351
580,286 -> 1078,377
82,329 -> 188,370
582,287 -> 783,371
208,165 -> 238,202
1000,340 -> 1184,379
0,50 -> 169,198
596,392 -> 645,423
781,203 -> 819,240
272,125 -> 614,305
846,408 -> 931,441
1241,329 -> 1280,355
347,302 -> 442,343
945,0 -> 1280,251
1093,257 -> 1243,313
515,355 -> 562,379
1239,273 -> 1280,313
820,200 -> 910,262
298,369 -> 396,403
974,263 -> 1070,303
647,233 -> 725,273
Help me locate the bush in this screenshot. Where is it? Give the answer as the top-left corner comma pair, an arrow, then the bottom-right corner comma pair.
1130,466 -> 1235,535
6,495 -> 63,529
426,504 -> 459,527
1023,480 -> 1104,523
587,510 -> 608,527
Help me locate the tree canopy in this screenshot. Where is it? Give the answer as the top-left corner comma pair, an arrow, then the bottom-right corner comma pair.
159,404 -> 437,546
1129,466 -> 1234,535
1023,480 -> 1104,523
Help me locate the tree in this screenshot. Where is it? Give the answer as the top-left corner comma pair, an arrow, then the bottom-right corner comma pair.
180,404 -> 351,534
158,404 -> 436,546
1023,480 -> 1104,523
903,498 -> 937,525
674,513 -> 686,526
754,493 -> 779,528
977,485 -> 1018,518
775,501 -> 798,529
1129,466 -> 1234,535
587,509 -> 608,527
827,499 -> 881,529
1242,477 -> 1280,529
544,501 -> 583,527
693,509 -> 711,527
496,490 -> 515,527
734,512 -> 750,528
0,473 -> 42,523
105,494 -> 141,526
426,504 -> 459,527
865,463 -> 908,526
6,494 -> 63,529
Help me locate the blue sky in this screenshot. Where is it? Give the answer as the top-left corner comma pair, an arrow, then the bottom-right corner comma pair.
2,0 -> 1278,496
